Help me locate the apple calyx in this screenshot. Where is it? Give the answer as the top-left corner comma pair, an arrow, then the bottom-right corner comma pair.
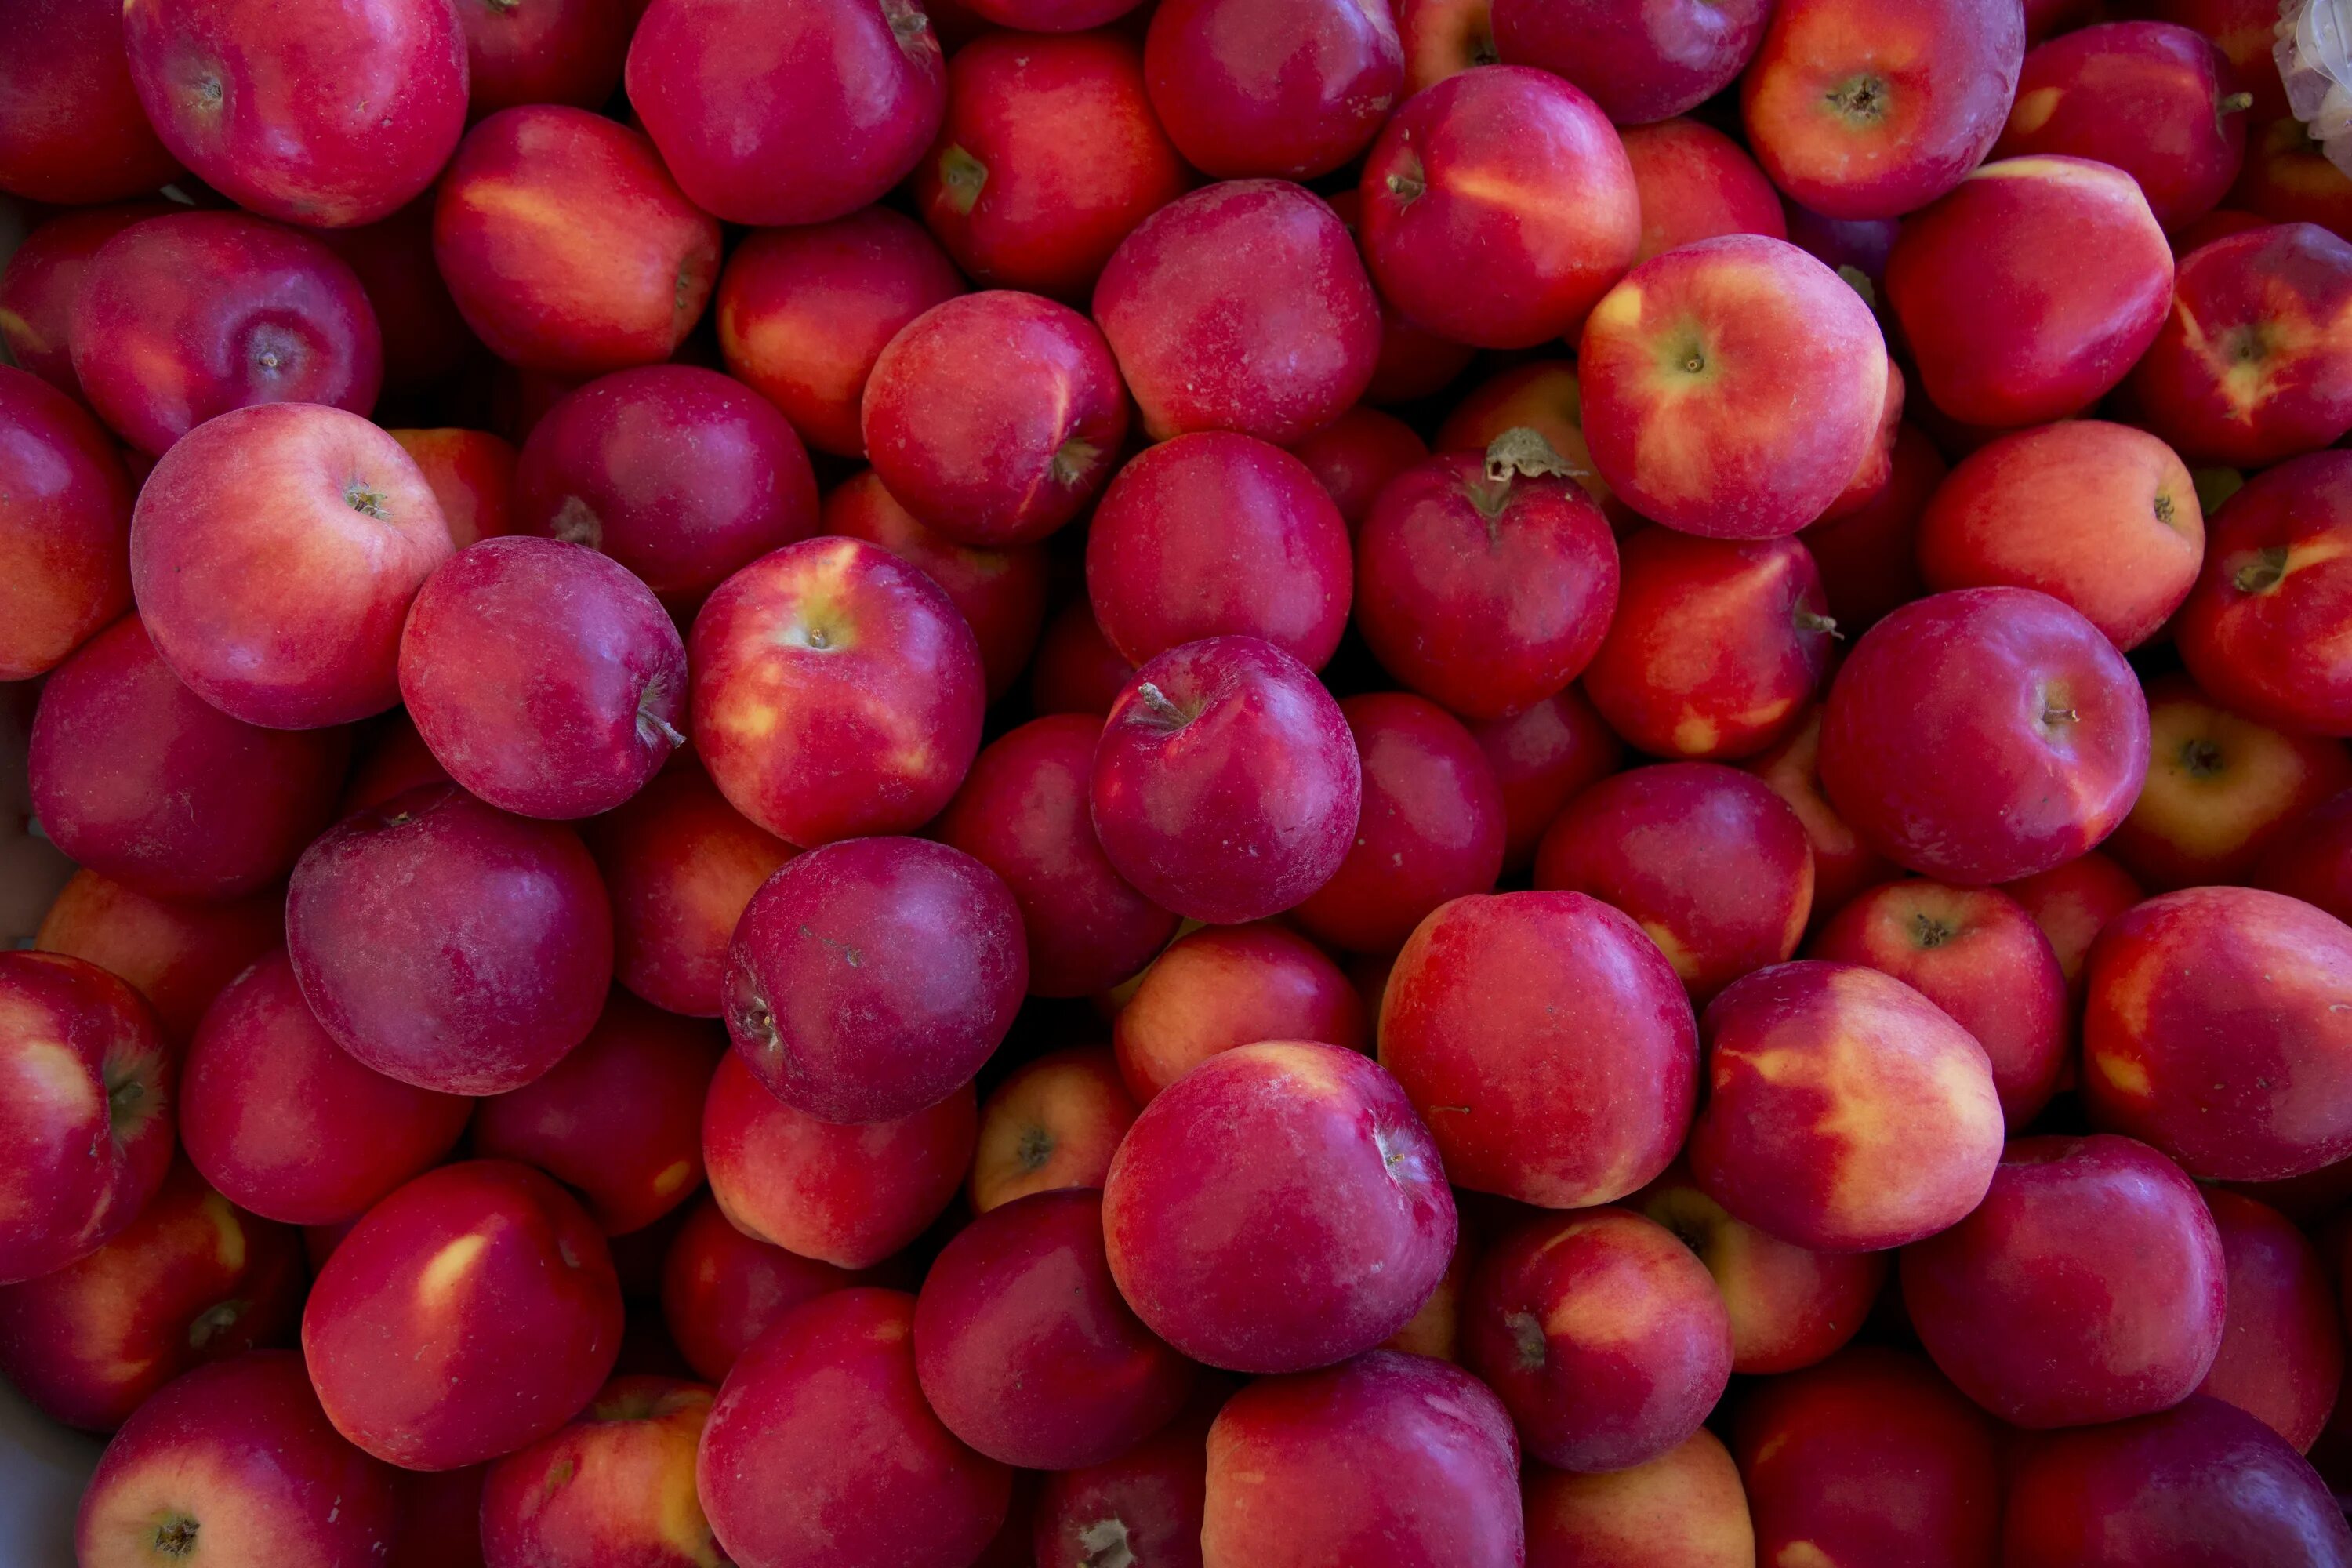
1910,911 -> 1957,949
1506,1311 -> 1546,1370
1824,74 -> 1891,126
186,1299 -> 248,1351
1014,1123 -> 1054,1174
1384,147 -> 1427,207
937,146 -> 988,215
2180,736 -> 2227,778
343,482 -> 390,520
151,1515 -> 201,1559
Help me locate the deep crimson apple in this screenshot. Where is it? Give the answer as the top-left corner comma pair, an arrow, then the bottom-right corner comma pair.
2176,452 -> 2352,736
1143,0 -> 1403,180
1819,587 -> 2152,884
1359,66 -> 1639,350
389,428 -> 517,550
1090,635 -> 1362,924
1618,118 -> 1788,262
0,1160 -> 302,1432
1800,422 -> 1945,630
0,0 -> 183,205
180,950 -> 470,1228
1112,921 -> 1365,1102
28,615 -> 350,901
862,290 -> 1127,547
1094,179 -> 1381,444
1103,1041 -> 1454,1373
2199,1189 -> 2343,1450
315,196 -> 476,396
434,106 -> 721,377
2156,0 -> 2286,115
0,372 -> 127,683
1033,1394 -> 1215,1568
1381,891 -> 1697,1208
1289,405 -> 1429,532
1493,0 -> 1766,125
1537,762 -> 1815,1003
699,1289 -> 1011,1568
1902,1134 -> 2227,1427
966,0 -> 1140,26
286,782 -> 614,1096
914,29 -> 1189,299
1032,598 -> 1138,719
1739,707 -> 1898,923
1581,236 -> 1887,539
479,1376 -> 720,1566
1886,157 -> 2175,428
34,870 -> 278,1045
1203,1351 -> 1521,1568
303,1160 -> 622,1470
1465,1208 -> 1731,1473
129,401 -> 453,730
2083,885 -> 2352,1181
1352,437 -> 1620,720
1087,431 -> 1353,670
0,204 -> 174,398
970,1047 -> 1139,1214
2258,785 -> 2352,924
1688,961 -> 2003,1252
1740,0 -> 2024,220
716,207 -> 965,459
688,535 -> 985,848
935,716 -> 1178,1000
515,364 -> 820,603
70,212 -> 382,458
0,953 -> 171,1287
626,0 -> 945,227
2004,848 -> 2143,1000
659,1193 -> 862,1385
122,0 -> 466,227
388,1466 -> 490,1568
1472,687 -> 1624,874
456,0 -> 633,114
702,1049 -> 974,1270
1524,1429 -> 1754,1568
2233,113 -> 2352,239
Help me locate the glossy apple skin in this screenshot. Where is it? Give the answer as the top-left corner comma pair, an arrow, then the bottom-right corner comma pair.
2198,1190 -> 2342,1450
398,537 -> 686,820
914,29 -> 1188,299
916,1189 -> 1194,1468
689,535 -> 986,848
1739,706 -> 1897,924
1887,158 -> 2175,427
0,372 -> 132,684
29,616 -> 349,901
1203,1351 -> 1521,1568
474,993 -> 721,1236
2084,886 -> 2352,1181
702,1050 -> 975,1270
1033,1392 -> 1214,1568
0,1160 -> 302,1432
516,364 -> 820,603
1915,419 -> 2203,651
701,1288 -> 1010,1567
626,0 -> 944,227
1801,422 -> 1945,631
1584,529 -> 1832,760
1733,1346 -> 2001,1568
935,717 -> 1178,1000
287,782 -> 614,1096
70,212 -> 381,458
0,953 -> 172,1287
1113,922 -> 1365,1102
1104,1041 -> 1454,1374
1618,118 -> 1788,262
1354,450 -> 1620,720
456,0 -> 632,114
2234,113 -> 2352,241
35,870 -> 278,1045
1819,587 -> 2152,885
971,1047 -> 1139,1214
717,208 -> 965,459
1808,880 -> 2067,1125
1537,763 -> 1814,1004
78,1350 -> 399,1568
1359,66 -> 1639,350
1143,0 -> 1403,180
1492,0 -> 1766,125
1902,1134 -> 2227,1428
1095,179 -> 1381,443
1033,599 -> 1138,719
1689,961 -> 2004,1253
583,764 -> 793,1021
2005,1395 -> 2352,1566
1632,1163 -> 1883,1375
1740,0 -> 2023,220
389,428 -> 516,550
1290,405 -> 1428,532
1381,891 -> 1698,1209
0,0 -> 183,204
477,1376 -> 720,1566
180,950 -> 470,1229
122,0 -> 465,227
0,205 -> 174,400
2259,786 -> 2352,924
1464,1208 -> 1730,1473
1524,1428 -> 1754,1568
2176,450 -> 2352,735
1581,236 -> 1887,539
1472,688 -> 1624,874
2004,848 -> 2143,1007
1994,21 -> 2245,230
659,1194 -> 862,1385
1087,432 -> 1352,671
130,401 -> 453,730
2110,674 -> 2352,891
1397,0 -> 1494,95
1091,635 -> 1362,925
2127,223 -> 2352,468
434,106 -> 721,377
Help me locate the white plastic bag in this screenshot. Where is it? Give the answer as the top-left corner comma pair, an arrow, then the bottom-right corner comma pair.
2278,0 -> 2352,176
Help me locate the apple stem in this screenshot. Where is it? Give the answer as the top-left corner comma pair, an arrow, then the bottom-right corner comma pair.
1793,608 -> 1841,638
2219,91 -> 2253,114
1133,681 -> 1190,729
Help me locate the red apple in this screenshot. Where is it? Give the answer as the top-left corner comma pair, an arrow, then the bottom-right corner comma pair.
388,428 -> 517,551
2003,848 -> 2144,1000
315,195 -> 475,395
966,0 -> 1141,29
456,0 -> 632,114
659,1193 -> 862,1385
1524,1428 -> 1755,1568
2176,449 -> 2352,735
34,870 -> 278,1044
0,0 -> 183,205
970,1046 -> 1139,1214
1618,118 -> 1788,263
1738,706 -> 1899,924
479,1376 -> 722,1565
1493,0 -> 1767,125
2198,1189 -> 2343,1451
1032,598 -> 1138,719
1143,0 -> 1403,180
1399,0 -> 1496,96
1799,423 -> 1945,631
2232,114 -> 2352,239
0,204 -> 174,400
1112,921 -> 1366,1103
1472,686 -> 1625,874
1289,405 -> 1429,532
1033,1392 -> 1216,1568
2258,785 -> 2352,925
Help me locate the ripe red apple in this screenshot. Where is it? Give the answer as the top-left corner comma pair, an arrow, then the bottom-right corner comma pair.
1618,118 -> 1788,262
1800,423 -> 1945,631
2176,450 -> 2352,735
2198,1189 -> 2343,1451
34,870 -> 278,1044
1738,707 -> 1899,923
1493,0 -> 1767,125
2004,848 -> 2144,1000
1033,1392 -> 1216,1568
659,1193 -> 864,1385
388,428 -> 517,550
2257,785 -> 2352,925
1523,1428 -> 1754,1568
1032,598 -> 1139,719
0,0 -> 182,205
1112,921 -> 1366,1103
5,204 -> 177,401
1143,0 -> 1403,180
479,1376 -> 723,1565
0,369 -> 132,683
1399,0 -> 1496,95
965,0 -> 1142,31
455,0 -> 632,114
1472,687 -> 1624,874
1290,405 -> 1429,532
970,1046 -> 1139,1214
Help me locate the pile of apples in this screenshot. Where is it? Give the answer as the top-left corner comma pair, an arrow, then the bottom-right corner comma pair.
10,0 -> 2352,1560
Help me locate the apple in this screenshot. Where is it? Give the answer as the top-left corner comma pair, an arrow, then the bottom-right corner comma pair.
1429,361 -> 1603,507
479,1376 -> 723,1565
970,1046 -> 1139,1214
1523,1428 -> 1755,1568
1032,599 -> 1139,719
1738,708 -> 1899,924
1800,423 -> 1946,631
2002,848 -> 2144,1001
1493,0 -> 1768,125
2198,1189 -> 2343,1451
387,428 -> 517,550
1618,118 -> 1788,263
1143,0 -> 1403,180
1112,922 -> 1367,1104
659,1193 -> 864,1385
2176,449 -> 2352,735
1471,687 -> 1624,875
1289,405 -> 1429,532
2257,785 -> 2352,924
0,205 -> 172,401
34,869 -> 278,1044
0,0 -> 182,205
2233,114 -> 2352,239
1399,0 -> 1496,95
316,195 -> 475,395
1033,1392 -> 1217,1568
455,0 -> 632,114
389,1467 -> 489,1568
